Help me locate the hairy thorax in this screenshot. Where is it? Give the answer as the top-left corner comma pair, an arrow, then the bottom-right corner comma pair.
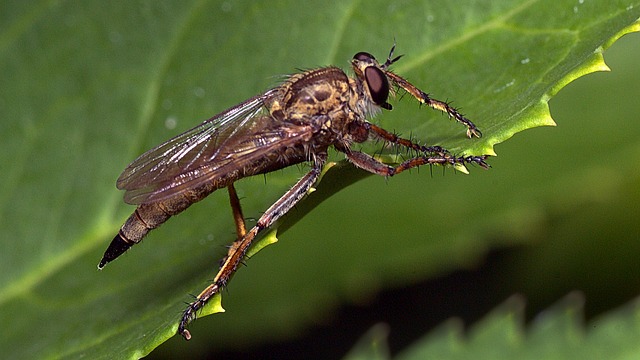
269,67 -> 357,144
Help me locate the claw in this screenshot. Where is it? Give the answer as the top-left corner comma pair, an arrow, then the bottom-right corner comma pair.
466,155 -> 491,169
466,127 -> 482,139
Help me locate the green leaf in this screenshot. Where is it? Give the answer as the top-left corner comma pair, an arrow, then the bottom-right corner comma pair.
346,295 -> 640,360
342,324 -> 391,360
0,0 -> 638,358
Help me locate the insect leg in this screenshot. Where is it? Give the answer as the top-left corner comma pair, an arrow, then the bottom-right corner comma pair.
227,183 -> 247,240
343,148 -> 489,176
218,183 -> 249,273
178,154 -> 327,340
385,71 -> 482,138
368,123 -> 448,155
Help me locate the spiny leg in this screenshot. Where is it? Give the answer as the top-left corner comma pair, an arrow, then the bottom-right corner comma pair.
344,147 -> 489,177
424,97 -> 482,139
368,123 -> 448,156
360,123 -> 488,169
178,154 -> 327,340
177,184 -> 247,340
384,71 -> 482,139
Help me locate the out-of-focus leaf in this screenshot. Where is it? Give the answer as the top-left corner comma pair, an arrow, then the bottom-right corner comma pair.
391,295 -> 640,360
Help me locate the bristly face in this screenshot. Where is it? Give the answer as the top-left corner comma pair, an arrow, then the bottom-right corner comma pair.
351,52 -> 393,112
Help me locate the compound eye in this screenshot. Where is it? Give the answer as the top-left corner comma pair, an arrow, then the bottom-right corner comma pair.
364,66 -> 389,106
353,52 -> 375,62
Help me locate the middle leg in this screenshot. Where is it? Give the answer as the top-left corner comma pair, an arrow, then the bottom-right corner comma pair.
344,148 -> 489,177
368,122 -> 448,155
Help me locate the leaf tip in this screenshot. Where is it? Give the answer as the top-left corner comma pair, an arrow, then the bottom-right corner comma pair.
246,229 -> 279,258
198,293 -> 226,318
453,163 -> 470,174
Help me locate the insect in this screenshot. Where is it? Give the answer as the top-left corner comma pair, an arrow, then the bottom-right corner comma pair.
99,45 -> 489,340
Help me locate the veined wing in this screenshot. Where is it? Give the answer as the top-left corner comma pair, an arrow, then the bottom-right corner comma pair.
117,89 -> 280,205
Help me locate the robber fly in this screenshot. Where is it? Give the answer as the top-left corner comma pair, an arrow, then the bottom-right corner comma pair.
99,45 -> 489,340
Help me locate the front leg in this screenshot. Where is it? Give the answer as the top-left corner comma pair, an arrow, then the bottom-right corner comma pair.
385,71 -> 482,139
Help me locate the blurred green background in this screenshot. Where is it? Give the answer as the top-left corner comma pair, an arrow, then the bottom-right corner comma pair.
1,1 -> 638,359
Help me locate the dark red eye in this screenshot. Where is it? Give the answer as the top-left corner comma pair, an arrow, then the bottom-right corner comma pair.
353,52 -> 375,62
364,66 -> 389,107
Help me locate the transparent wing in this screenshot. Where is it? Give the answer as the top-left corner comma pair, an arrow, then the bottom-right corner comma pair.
117,89 -> 280,204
